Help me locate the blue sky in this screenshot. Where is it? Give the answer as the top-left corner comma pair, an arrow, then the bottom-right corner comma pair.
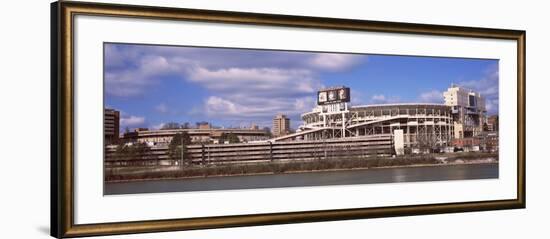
104,43 -> 498,131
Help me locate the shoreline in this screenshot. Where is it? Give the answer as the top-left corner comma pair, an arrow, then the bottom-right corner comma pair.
105,159 -> 498,184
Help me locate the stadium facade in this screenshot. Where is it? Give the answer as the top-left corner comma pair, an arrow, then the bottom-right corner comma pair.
272,85 -> 488,152
299,103 -> 454,148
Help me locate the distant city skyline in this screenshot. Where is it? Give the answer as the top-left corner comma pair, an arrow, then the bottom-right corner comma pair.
105,43 -> 499,131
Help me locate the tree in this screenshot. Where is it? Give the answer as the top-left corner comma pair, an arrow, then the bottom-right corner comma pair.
416,128 -> 436,154
168,132 -> 192,165
113,142 -> 151,162
218,133 -> 240,144
161,122 -> 180,130
132,142 -> 152,158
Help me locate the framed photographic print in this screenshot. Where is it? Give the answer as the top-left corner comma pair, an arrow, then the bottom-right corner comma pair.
51,1 -> 526,238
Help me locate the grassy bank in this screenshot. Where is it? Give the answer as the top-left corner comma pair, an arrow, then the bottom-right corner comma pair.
105,152 -> 498,182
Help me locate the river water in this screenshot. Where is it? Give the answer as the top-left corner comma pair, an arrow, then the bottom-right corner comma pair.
105,163 -> 498,195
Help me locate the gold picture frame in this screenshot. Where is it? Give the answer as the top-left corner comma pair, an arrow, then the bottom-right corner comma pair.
51,1 -> 526,237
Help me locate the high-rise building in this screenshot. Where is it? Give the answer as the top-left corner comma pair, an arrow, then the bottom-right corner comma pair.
443,85 -> 486,138
272,114 -> 290,137
104,108 -> 120,145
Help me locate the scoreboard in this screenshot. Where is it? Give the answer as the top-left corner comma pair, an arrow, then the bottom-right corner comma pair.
317,87 -> 350,105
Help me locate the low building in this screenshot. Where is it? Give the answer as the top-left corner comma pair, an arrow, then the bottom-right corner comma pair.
121,128 -> 270,146
479,131 -> 499,152
197,122 -> 211,129
451,132 -> 498,152
452,137 -> 481,148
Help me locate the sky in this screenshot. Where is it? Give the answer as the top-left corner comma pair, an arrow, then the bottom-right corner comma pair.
104,43 -> 499,131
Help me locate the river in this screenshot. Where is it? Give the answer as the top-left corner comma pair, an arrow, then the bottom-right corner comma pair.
105,163 -> 498,195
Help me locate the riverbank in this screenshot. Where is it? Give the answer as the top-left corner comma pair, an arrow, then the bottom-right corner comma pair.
105,152 -> 498,183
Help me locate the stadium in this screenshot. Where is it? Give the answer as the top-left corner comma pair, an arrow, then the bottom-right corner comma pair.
271,85 -> 487,153
297,103 -> 454,149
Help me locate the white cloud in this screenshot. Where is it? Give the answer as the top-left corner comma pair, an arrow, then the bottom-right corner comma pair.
104,44 -> 365,98
183,66 -> 320,125
187,67 -> 319,97
105,44 -> 367,127
203,95 -> 315,120
308,54 -> 364,71
419,90 -> 443,103
120,115 -> 146,128
293,97 -> 316,112
371,94 -> 386,101
151,122 -> 166,130
205,96 -> 240,116
105,54 -> 197,97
